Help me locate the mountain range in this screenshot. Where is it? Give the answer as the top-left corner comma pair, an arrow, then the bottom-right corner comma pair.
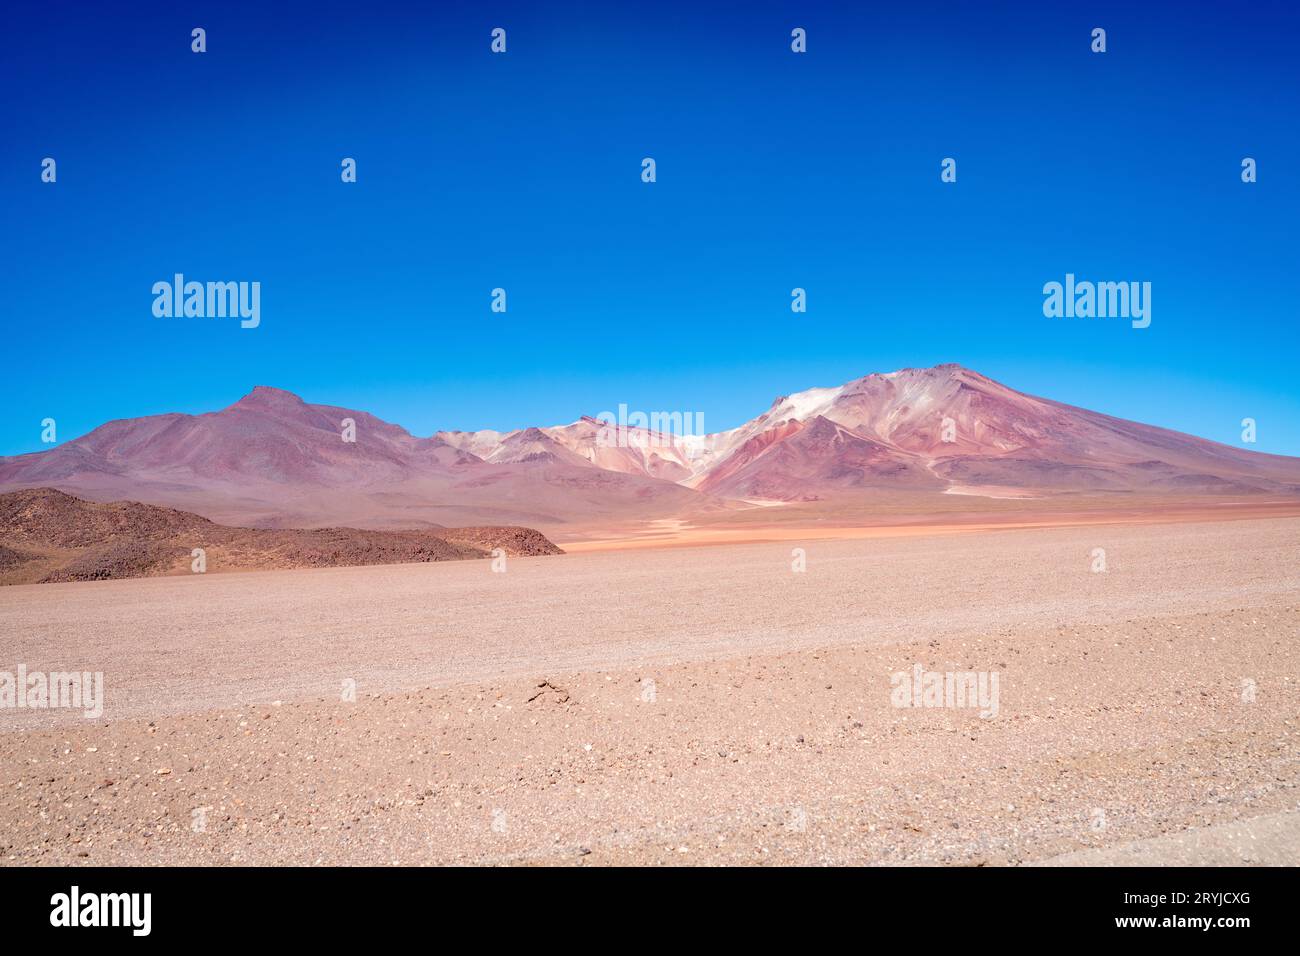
3,364 -> 1298,537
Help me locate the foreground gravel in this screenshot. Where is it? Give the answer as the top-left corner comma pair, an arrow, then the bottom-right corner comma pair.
1,517 -> 1297,865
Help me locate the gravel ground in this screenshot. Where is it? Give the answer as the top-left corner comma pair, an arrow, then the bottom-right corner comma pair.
1,517 -> 1296,865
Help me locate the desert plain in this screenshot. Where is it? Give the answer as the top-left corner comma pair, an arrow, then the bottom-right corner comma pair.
1,511 -> 1297,866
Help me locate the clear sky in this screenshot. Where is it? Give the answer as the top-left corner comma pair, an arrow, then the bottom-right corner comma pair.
3,0 -> 1298,456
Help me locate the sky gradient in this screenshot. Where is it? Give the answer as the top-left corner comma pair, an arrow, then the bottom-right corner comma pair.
3,0 -> 1298,456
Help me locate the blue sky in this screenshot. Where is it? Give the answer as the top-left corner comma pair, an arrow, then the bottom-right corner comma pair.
3,0 -> 1298,455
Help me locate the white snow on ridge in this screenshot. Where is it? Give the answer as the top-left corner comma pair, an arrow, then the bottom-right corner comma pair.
771,384 -> 846,423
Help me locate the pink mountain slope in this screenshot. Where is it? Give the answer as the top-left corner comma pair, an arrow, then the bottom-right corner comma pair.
694,415 -> 944,500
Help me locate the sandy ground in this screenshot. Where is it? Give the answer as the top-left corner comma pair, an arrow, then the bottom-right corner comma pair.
1035,809 -> 1300,866
556,497 -> 1300,550
1,517 -> 1297,865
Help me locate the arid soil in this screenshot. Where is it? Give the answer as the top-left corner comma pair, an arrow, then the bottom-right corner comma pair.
0,517 -> 1296,865
0,488 -> 561,585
